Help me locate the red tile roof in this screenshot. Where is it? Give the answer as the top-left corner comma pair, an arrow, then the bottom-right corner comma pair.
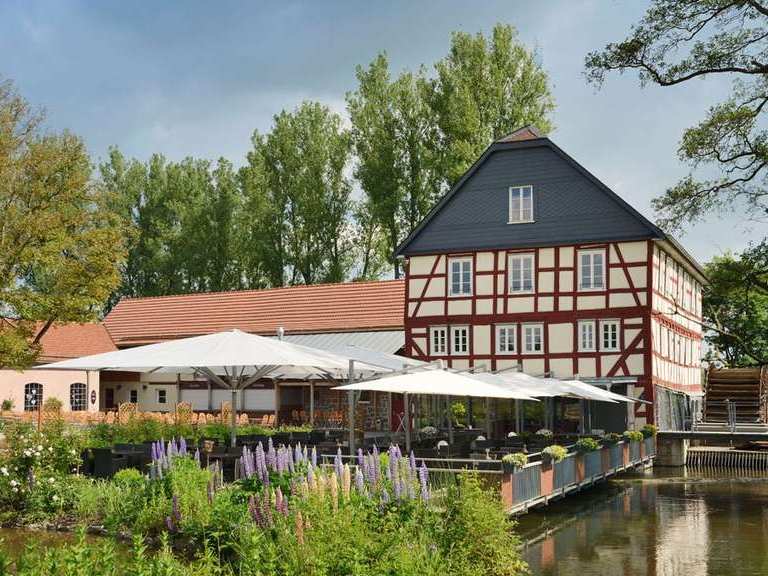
36,323 -> 117,361
104,279 -> 406,346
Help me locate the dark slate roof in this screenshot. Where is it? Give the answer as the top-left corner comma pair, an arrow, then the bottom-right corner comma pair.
395,129 -> 706,278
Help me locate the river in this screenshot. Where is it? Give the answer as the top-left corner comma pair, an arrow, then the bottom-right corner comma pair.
517,469 -> 768,576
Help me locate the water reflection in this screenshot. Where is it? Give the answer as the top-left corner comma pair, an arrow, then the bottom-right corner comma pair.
518,471 -> 768,576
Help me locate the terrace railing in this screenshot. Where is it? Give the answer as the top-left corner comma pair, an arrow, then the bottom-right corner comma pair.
503,438 -> 656,515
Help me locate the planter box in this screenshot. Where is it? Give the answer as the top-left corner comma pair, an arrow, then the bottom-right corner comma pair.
584,450 -> 602,479
554,457 -> 576,490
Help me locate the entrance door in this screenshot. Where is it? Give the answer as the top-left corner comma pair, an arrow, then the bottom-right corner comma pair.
391,394 -> 404,432
104,388 -> 115,410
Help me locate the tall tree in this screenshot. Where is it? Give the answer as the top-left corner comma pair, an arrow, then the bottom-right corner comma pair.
427,24 -> 555,186
0,79 -> 127,369
102,151 -> 247,303
347,54 -> 440,278
242,102 -> 354,286
585,0 -> 768,231
703,242 -> 768,366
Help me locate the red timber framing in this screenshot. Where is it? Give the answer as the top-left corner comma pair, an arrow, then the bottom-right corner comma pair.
404,239 -> 705,424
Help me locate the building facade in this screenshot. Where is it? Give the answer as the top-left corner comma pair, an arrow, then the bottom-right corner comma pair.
0,323 -> 115,414
397,126 -> 706,428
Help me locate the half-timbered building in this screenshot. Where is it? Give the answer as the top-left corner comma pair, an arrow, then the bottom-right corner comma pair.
396,126 -> 706,429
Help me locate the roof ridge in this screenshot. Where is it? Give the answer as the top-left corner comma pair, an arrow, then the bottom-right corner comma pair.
115,278 -> 405,304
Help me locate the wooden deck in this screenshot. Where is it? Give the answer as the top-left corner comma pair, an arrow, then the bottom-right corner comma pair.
502,438 -> 656,515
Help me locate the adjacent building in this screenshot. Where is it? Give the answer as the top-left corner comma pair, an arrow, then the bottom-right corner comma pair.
0,323 -> 116,413
396,126 -> 706,429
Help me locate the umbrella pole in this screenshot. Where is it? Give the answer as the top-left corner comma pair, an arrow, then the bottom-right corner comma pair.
447,396 -> 454,445
348,359 -> 356,456
230,385 -> 238,448
404,392 -> 411,453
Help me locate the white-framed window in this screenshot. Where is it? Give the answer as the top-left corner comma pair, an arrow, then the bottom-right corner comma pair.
600,320 -> 620,352
70,382 -> 87,411
129,389 -> 138,404
578,320 -> 596,352
508,253 -> 535,293
430,326 -> 447,355
451,326 -> 469,355
578,249 -> 605,290
449,257 -> 472,296
24,382 -> 42,412
496,324 -> 517,354
523,324 -> 544,354
156,389 -> 167,404
508,185 -> 533,223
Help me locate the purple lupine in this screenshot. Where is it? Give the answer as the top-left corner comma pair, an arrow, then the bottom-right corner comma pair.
294,443 -> 303,464
172,494 -> 182,524
248,494 -> 264,527
393,476 -> 402,500
179,437 -> 187,456
311,446 -> 317,468
165,515 -> 176,532
307,463 -> 315,485
194,448 -> 201,467
287,448 -> 295,474
357,448 -> 364,468
354,467 -> 365,493
335,448 -> 343,480
380,487 -> 390,505
419,461 -> 430,502
261,490 -> 273,527
409,451 -> 417,475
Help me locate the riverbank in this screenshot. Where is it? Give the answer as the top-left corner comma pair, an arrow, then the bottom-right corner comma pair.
518,470 -> 768,576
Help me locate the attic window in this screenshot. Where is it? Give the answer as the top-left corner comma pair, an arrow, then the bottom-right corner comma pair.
509,185 -> 533,223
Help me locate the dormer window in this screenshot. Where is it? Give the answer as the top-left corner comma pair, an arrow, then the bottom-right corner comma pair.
508,185 -> 533,223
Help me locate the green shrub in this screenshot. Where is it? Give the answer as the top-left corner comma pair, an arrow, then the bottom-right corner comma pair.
623,430 -> 644,442
574,437 -> 600,453
641,424 -> 658,438
602,432 -> 622,445
1,398 -> 13,411
542,444 -> 568,463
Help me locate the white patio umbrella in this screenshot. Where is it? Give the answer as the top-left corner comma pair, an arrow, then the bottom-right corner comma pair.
39,329 -> 377,446
334,369 -> 527,451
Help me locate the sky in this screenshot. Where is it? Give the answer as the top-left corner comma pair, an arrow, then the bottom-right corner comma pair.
1,0 -> 763,263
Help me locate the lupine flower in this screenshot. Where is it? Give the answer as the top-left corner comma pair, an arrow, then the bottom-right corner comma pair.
194,448 -> 201,466
179,437 -> 187,456
380,487 -> 390,506
330,471 -> 339,510
311,446 -> 317,468
357,448 -> 364,468
354,468 -> 365,494
334,448 -> 344,480
419,461 -> 430,502
295,511 -> 305,545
